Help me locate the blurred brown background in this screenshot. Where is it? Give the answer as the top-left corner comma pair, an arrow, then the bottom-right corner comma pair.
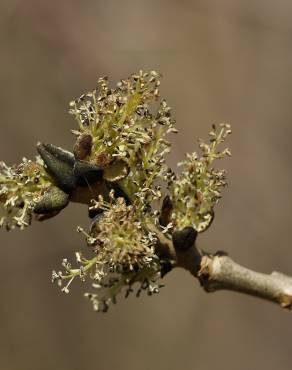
0,1 -> 292,369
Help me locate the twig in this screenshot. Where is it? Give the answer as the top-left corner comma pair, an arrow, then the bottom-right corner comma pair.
151,224 -> 292,311
197,254 -> 292,309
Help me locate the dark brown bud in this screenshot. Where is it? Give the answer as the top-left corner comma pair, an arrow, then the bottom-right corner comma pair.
73,133 -> 93,160
172,226 -> 197,250
159,195 -> 173,227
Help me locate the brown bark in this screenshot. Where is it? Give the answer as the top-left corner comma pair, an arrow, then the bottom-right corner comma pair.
152,224 -> 292,311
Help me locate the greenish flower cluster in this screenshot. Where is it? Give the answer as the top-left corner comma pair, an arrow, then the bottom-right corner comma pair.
0,71 -> 232,312
0,158 -> 53,230
169,124 -> 231,232
69,70 -> 177,208
53,192 -> 161,312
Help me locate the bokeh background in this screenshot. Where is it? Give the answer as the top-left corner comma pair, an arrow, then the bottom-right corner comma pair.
0,1 -> 292,369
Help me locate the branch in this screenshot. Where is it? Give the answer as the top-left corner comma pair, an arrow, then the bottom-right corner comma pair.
198,254 -> 292,310
151,224 -> 292,311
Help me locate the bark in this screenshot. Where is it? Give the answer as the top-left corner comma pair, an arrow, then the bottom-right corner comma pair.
152,224 -> 292,311
197,254 -> 292,309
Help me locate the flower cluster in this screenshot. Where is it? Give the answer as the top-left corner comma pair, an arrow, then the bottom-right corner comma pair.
169,124 -> 231,232
0,71 -> 232,312
53,192 -> 161,312
0,158 -> 53,230
69,70 -> 177,208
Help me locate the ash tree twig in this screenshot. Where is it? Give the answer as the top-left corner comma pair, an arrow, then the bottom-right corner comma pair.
0,70 -> 291,313
198,254 -> 292,309
152,223 -> 292,310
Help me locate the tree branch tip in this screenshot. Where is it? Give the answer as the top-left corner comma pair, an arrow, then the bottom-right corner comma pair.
278,293 -> 292,310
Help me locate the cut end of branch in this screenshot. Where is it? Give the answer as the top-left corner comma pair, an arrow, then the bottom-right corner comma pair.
278,293 -> 292,310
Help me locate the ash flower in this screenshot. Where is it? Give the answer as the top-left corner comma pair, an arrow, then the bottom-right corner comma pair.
0,158 -> 54,230
53,194 -> 162,312
0,70 -> 232,312
169,124 -> 232,232
89,194 -> 158,270
69,70 -> 177,208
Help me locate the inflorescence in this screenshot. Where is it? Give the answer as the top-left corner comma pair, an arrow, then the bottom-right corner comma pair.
53,191 -> 161,312
69,70 -> 177,209
0,158 -> 54,230
0,71 -> 231,312
169,124 -> 231,232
